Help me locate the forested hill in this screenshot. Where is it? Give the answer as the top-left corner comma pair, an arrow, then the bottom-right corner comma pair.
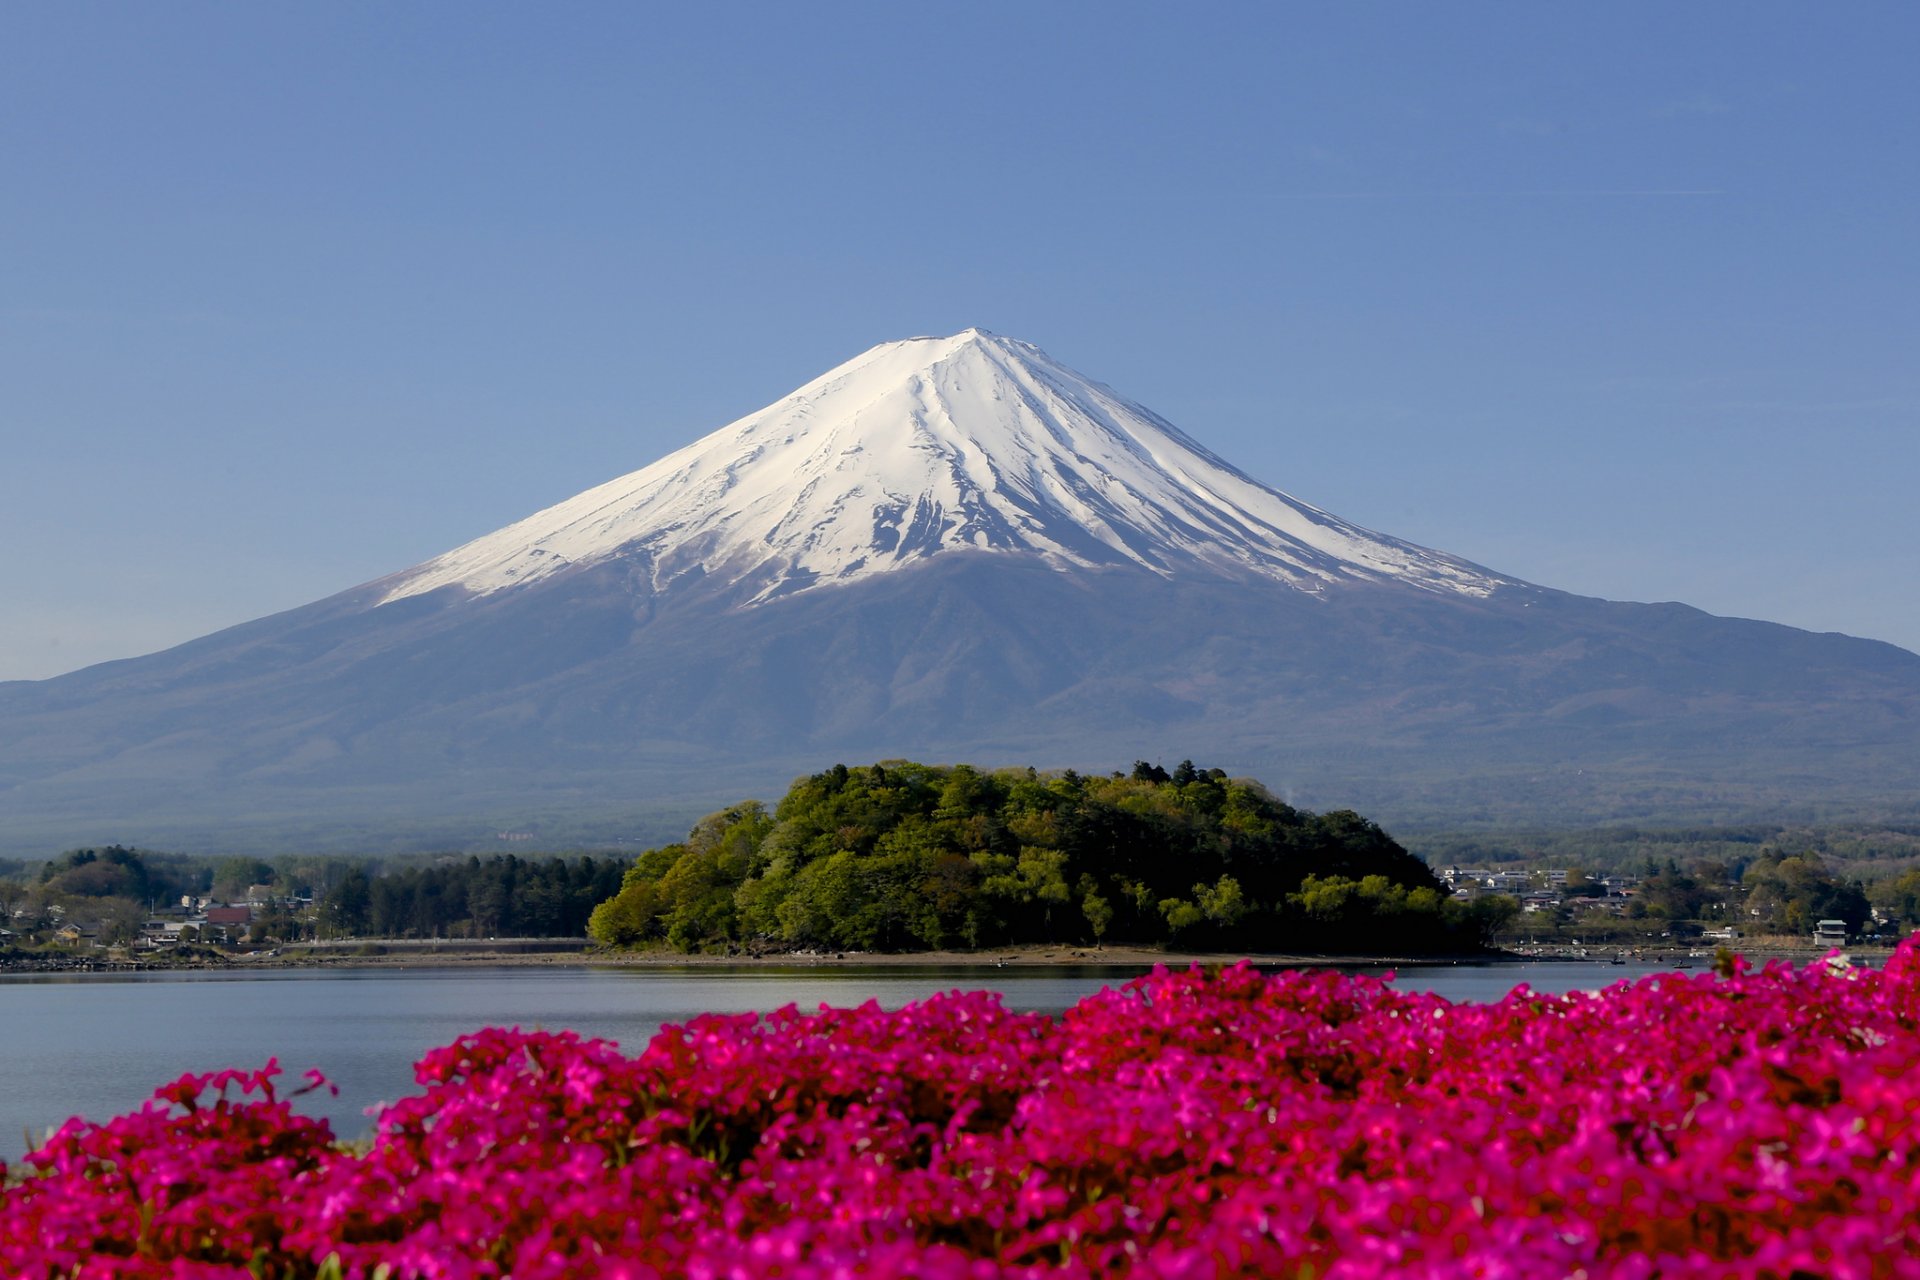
588,760 -> 1514,955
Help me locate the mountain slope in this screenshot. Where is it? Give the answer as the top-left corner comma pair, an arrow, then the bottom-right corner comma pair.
2,330 -> 1917,854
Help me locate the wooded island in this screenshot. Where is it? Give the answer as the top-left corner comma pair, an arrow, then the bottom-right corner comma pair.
587,760 -> 1515,955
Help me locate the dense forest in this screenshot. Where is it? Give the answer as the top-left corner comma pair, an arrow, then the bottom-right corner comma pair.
314,855 -> 626,939
587,760 -> 1514,955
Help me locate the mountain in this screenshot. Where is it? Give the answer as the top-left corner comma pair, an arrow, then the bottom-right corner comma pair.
3,329 -> 1918,855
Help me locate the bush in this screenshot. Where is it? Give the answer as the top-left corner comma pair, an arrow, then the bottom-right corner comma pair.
7,940 -> 1920,1276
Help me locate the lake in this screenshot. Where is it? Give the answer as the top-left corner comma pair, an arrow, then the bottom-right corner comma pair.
2,959 -> 1679,1161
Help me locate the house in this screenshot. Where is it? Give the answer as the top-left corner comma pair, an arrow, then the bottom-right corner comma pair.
1440,867 -> 1532,900
1813,919 -> 1848,947
204,905 -> 254,944
53,922 -> 103,947
141,920 -> 191,949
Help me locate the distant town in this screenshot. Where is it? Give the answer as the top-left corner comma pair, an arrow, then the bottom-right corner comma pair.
1433,863 -> 1879,954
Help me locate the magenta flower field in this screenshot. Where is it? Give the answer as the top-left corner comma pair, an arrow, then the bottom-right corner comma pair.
7,946 -> 1920,1279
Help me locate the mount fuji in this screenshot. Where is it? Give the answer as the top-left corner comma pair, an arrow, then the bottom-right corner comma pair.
3,329 -> 1918,853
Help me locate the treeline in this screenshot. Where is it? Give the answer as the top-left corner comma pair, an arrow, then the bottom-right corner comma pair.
1418,823 -> 1920,887
1639,853 -> 1874,934
0,846 -> 628,947
316,855 -> 627,939
32,845 -> 214,906
589,760 -> 1514,955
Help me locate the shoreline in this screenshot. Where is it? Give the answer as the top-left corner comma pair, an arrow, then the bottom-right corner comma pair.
4,938 -> 1892,977
1,942 -> 1450,975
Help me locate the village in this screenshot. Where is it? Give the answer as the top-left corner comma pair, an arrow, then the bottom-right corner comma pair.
1434,864 -> 1869,955
1,883 -> 315,966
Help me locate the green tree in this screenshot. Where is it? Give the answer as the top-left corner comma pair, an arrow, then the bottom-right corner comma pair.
1194,874 -> 1249,931
776,850 -> 868,948
211,857 -> 274,901
320,867 -> 372,937
586,846 -> 682,946
43,847 -> 158,905
1158,896 -> 1204,939
1080,885 -> 1114,944
1446,894 -> 1520,947
1873,868 -> 1920,929
1742,853 -> 1871,935
0,877 -> 28,932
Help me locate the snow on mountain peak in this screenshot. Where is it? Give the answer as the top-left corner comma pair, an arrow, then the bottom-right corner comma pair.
377,330 -> 1510,607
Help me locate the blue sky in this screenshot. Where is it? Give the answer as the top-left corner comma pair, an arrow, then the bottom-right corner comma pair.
3,3 -> 1916,679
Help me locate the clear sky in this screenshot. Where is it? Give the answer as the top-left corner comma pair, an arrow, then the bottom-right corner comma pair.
3,3 -> 1916,680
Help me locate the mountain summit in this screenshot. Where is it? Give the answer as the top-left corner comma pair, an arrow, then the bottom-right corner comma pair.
382,329 -> 1508,607
3,330 -> 1918,855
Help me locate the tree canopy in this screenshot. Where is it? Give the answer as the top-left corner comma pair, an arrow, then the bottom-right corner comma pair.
589,760 -> 1507,954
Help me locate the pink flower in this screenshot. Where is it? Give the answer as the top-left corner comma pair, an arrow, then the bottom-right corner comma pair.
6,940 -> 1920,1277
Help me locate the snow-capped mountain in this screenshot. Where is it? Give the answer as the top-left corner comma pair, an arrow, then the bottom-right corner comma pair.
381,329 -> 1509,607
3,329 -> 1918,856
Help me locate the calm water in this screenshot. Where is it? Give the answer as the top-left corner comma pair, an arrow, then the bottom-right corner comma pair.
2,960 -> 1677,1161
